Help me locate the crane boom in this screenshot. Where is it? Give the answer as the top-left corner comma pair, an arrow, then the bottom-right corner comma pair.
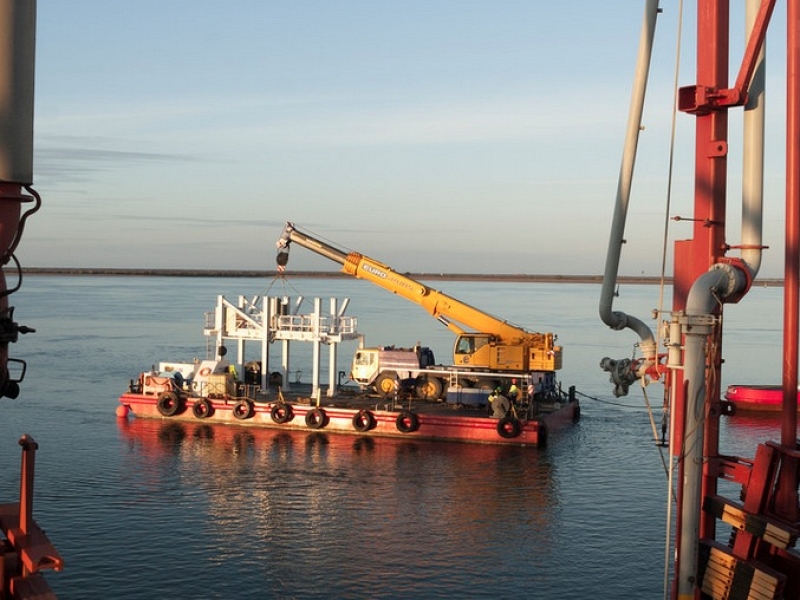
276,222 -> 561,373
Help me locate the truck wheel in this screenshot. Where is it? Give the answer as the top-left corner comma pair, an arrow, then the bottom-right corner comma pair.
374,372 -> 397,398
415,376 -> 443,401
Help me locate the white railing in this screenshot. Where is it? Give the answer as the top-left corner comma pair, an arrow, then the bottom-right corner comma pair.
275,314 -> 357,335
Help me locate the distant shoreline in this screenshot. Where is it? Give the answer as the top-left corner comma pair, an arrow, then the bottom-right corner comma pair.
18,267 -> 785,286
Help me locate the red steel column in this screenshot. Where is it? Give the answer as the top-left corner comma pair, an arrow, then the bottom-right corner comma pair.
777,0 -> 800,522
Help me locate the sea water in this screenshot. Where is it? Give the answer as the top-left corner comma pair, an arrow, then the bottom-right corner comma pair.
0,275 -> 789,599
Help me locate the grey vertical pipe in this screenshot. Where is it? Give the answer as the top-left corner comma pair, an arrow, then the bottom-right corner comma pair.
0,0 -> 36,184
599,0 -> 659,355
675,271 -> 724,598
676,265 -> 747,597
328,298 -> 338,398
674,311 -> 710,598
741,0 -> 765,276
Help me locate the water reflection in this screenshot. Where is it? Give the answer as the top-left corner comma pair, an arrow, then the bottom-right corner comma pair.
116,418 -> 561,597
721,412 -> 787,457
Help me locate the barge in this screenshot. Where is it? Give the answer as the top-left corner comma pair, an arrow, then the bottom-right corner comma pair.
118,375 -> 578,448
118,290 -> 578,448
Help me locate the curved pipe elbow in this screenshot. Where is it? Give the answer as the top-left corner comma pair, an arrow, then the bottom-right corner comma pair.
687,264 -> 749,316
600,306 -> 656,348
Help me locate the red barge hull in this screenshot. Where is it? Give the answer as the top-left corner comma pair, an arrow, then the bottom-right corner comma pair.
724,384 -> 800,413
118,391 -> 579,447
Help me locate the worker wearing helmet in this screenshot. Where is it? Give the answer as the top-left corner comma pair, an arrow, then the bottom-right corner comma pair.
488,387 -> 510,419
508,378 -> 520,404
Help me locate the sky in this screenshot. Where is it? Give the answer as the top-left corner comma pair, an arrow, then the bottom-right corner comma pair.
16,1 -> 792,277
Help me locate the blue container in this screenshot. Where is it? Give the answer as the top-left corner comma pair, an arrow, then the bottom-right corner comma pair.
446,387 -> 490,406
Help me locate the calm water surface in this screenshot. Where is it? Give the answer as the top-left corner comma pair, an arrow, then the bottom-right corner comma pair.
0,276 -> 788,598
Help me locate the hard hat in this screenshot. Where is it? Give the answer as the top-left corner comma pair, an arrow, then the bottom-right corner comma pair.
495,387 -> 502,393
512,378 -> 517,383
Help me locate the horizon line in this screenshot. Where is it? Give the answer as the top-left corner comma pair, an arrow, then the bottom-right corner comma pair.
17,267 -> 787,286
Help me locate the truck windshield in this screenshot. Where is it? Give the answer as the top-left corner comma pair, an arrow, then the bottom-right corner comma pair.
354,352 -> 373,366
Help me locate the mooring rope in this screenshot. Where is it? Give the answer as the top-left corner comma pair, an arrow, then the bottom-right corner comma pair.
572,388 -> 651,410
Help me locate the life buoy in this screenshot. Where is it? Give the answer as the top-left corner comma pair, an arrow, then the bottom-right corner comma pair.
192,398 -> 214,419
395,409 -> 419,433
352,409 -> 376,432
270,403 -> 293,424
198,367 -> 212,377
232,399 -> 254,420
305,408 -> 328,429
156,392 -> 182,417
497,416 -> 521,439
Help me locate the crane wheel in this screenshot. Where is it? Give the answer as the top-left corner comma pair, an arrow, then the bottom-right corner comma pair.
352,409 -> 376,432
270,403 -> 293,424
232,399 -> 254,420
395,410 -> 419,433
157,392 -> 182,417
305,408 -> 328,429
192,398 -> 214,419
497,416 -> 521,439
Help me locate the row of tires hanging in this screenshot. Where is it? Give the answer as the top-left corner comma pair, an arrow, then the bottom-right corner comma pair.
155,391 -> 524,439
155,391 -> 423,434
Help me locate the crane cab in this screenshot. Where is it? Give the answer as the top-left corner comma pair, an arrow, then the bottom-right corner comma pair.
453,333 -> 562,372
453,334 -> 491,367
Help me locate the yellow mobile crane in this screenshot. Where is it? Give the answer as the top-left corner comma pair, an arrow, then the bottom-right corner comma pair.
276,223 -> 562,397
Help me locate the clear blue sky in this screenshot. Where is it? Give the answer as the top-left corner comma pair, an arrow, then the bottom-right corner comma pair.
21,1 -> 789,277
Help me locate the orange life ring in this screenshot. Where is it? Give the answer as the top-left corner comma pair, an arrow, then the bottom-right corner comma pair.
198,367 -> 212,377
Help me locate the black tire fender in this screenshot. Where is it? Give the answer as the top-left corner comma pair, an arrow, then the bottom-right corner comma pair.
352,409 -> 376,432
192,398 -> 213,419
395,409 -> 419,433
305,408 -> 328,429
232,399 -> 254,420
270,403 -> 293,424
157,391 -> 182,417
497,416 -> 522,439
536,420 -> 548,446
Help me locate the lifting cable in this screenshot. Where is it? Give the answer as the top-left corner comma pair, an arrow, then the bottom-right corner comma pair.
260,269 -> 305,300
